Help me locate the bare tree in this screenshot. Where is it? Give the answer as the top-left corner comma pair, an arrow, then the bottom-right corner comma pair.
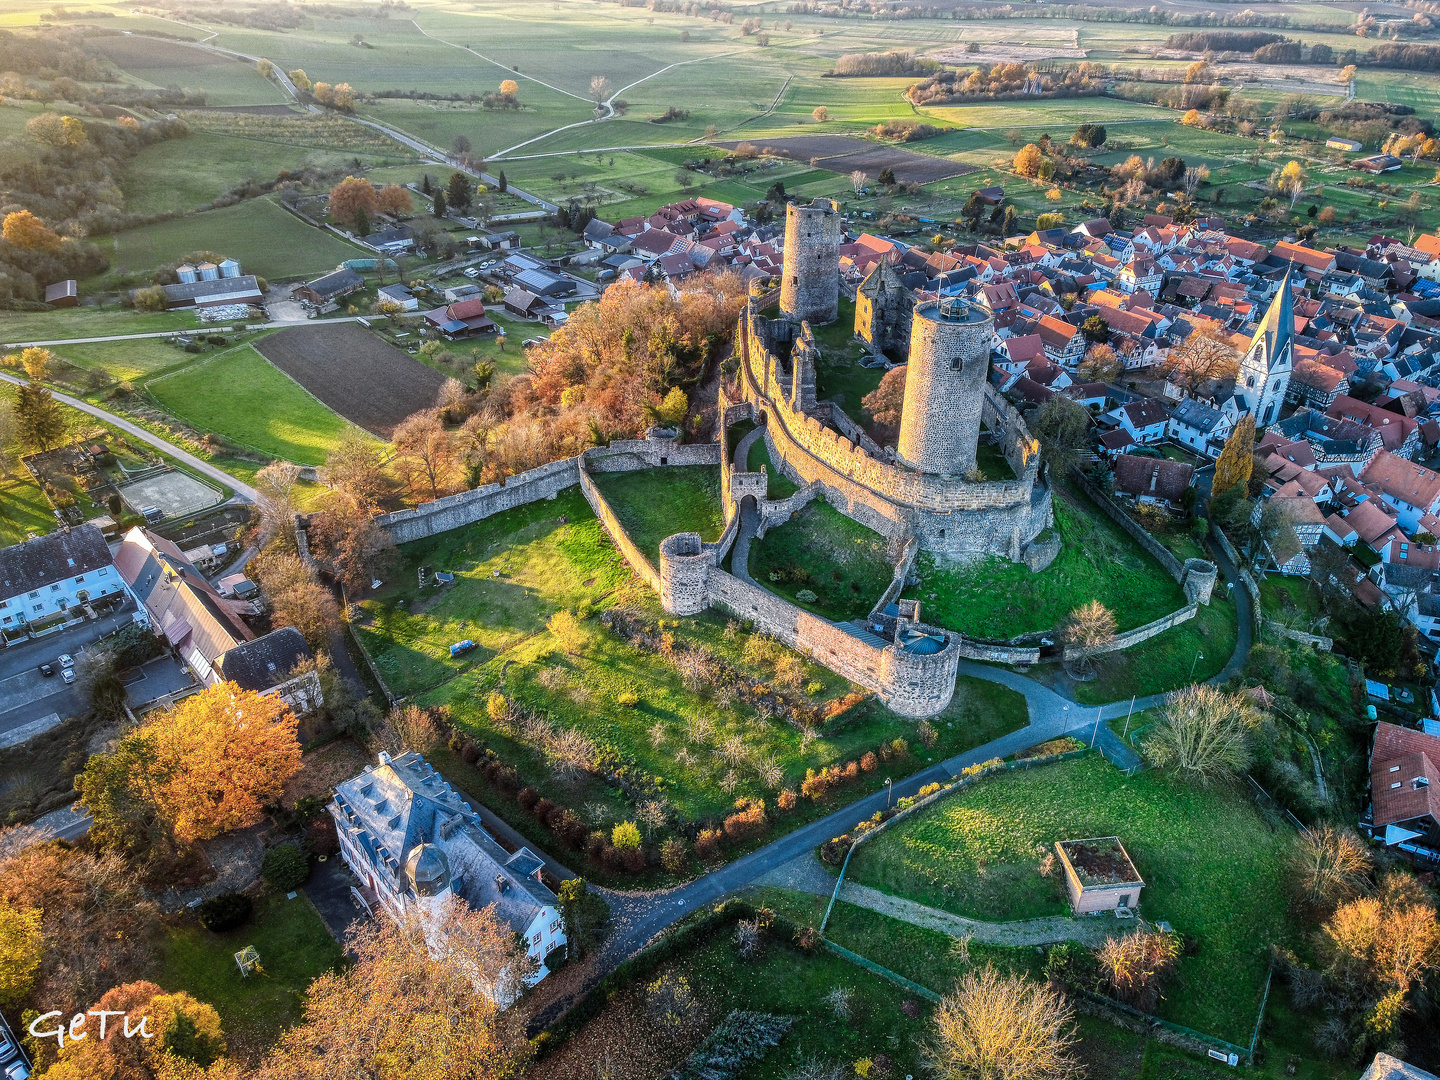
1293,826 -> 1372,914
254,460 -> 303,549
590,75 -> 610,104
1161,325 -> 1239,395
1143,684 -> 1261,784
850,169 -> 867,193
1063,600 -> 1116,674
923,966 -> 1082,1080
393,410 -> 464,502
1182,164 -> 1210,195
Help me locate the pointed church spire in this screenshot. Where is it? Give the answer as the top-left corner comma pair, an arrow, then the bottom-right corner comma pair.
1249,266 -> 1295,371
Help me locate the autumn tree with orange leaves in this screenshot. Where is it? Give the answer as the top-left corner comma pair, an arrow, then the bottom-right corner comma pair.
2,210 -> 63,252
376,183 -> 413,216
78,683 -> 301,852
328,176 -> 379,227
256,898 -> 533,1080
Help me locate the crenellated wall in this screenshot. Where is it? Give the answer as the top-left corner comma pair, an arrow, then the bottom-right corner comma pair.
737,305 -> 1053,559
374,441 -> 721,545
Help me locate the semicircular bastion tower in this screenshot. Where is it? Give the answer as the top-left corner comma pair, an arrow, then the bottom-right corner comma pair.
896,298 -> 992,479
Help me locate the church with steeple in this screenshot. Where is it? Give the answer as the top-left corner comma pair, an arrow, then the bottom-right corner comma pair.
1226,270 -> 1296,429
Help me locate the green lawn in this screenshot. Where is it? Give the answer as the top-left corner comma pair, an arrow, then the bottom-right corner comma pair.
909,483 -> 1186,639
148,345 -> 366,464
845,753 -> 1300,1044
155,891 -> 345,1063
50,337 -> 206,383
1260,575 -> 1323,624
588,464 -> 724,563
110,197 -> 365,281
0,307 -> 201,347
1073,599 -> 1238,706
0,473 -> 56,547
746,434 -> 799,499
748,499 -> 894,621
355,488 -> 633,697
356,487 -> 1026,844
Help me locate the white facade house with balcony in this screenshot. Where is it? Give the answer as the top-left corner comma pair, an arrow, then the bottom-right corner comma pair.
330,752 -> 566,999
0,524 -> 123,633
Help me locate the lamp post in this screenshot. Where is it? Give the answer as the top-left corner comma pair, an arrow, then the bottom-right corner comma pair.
885,778 -> 893,809
1090,707 -> 1103,748
1122,695 -> 1137,741
1190,650 -> 1205,678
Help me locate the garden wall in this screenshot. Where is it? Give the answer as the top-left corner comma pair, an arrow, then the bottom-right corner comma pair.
1065,603 -> 1198,661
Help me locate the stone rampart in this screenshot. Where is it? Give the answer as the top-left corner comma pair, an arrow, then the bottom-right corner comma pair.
870,535 -> 919,621
577,466 -> 661,591
705,569 -> 959,717
1064,603 -> 1198,661
375,457 -> 582,545
374,441 -> 721,545
739,306 -> 1052,558
757,481 -> 822,537
1265,621 -> 1333,651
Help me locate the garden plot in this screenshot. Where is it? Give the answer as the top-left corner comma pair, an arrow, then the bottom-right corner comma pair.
718,135 -> 977,184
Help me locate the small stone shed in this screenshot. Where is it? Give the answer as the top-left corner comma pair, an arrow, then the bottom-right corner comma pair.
1055,837 -> 1145,915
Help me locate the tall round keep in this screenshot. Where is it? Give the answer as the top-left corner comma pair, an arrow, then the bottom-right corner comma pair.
896,297 -> 993,477
779,198 -> 842,325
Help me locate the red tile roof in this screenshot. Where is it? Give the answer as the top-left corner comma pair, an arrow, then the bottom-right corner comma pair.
1371,722 -> 1440,828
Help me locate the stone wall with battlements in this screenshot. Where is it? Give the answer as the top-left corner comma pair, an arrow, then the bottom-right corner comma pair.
737,304 -> 1053,559
375,440 -> 721,545
705,568 -> 958,717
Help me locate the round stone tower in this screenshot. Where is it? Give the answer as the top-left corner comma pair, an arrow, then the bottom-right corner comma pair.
779,198 -> 842,325
896,297 -> 993,478
659,532 -> 711,615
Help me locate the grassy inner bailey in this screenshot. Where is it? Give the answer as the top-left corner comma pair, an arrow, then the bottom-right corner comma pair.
588,464 -> 725,563
909,482 -> 1186,640
748,499 -> 894,622
845,753 -> 1298,1043
1072,599 -> 1238,705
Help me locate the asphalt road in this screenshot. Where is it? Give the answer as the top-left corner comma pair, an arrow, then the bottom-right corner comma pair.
0,606 -> 135,738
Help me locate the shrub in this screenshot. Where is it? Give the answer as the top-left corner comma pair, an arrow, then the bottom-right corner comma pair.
612,821 -> 642,850
661,836 -> 689,874
859,752 -> 878,773
533,797 -> 557,822
621,846 -> 645,873
585,830 -> 607,861
890,738 -> 909,757
617,691 -> 639,707
196,891 -> 252,932
723,798 -> 767,841
695,828 -> 723,861
777,789 -> 798,811
917,720 -> 938,749
261,843 -> 310,891
304,816 -> 339,857
517,786 -> 541,811
460,740 -> 481,765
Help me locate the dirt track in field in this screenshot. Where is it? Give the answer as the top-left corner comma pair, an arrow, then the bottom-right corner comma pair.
720,134 -> 977,184
255,323 -> 449,438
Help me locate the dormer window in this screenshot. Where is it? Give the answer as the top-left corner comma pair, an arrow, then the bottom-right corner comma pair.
1415,777 -> 1430,789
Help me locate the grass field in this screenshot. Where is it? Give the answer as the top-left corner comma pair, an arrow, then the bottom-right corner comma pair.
95,34 -> 291,107
155,891 -> 344,1064
148,345 -> 365,464
357,486 -> 1027,830
749,499 -> 894,622
845,753 -> 1299,1044
588,465 -> 724,563
1073,599 -> 1238,705
0,307 -> 201,347
49,337 -> 202,383
910,484 -> 1186,640
0,473 -> 57,547
110,197 -> 364,280
745,434 -> 799,499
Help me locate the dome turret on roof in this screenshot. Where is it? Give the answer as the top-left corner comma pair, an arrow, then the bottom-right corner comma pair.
405,843 -> 451,897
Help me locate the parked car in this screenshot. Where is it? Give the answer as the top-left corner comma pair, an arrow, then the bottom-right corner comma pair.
62,669 -> 75,684
5,1059 -> 29,1080
449,639 -> 476,657
522,338 -> 547,347
38,663 -> 53,677
58,653 -> 73,668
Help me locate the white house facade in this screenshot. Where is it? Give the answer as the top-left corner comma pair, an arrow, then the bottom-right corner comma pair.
0,524 -> 124,633
330,752 -> 566,997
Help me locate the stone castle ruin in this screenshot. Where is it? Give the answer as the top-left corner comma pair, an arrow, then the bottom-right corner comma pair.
367,201 -> 1219,718
739,202 -> 1056,565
